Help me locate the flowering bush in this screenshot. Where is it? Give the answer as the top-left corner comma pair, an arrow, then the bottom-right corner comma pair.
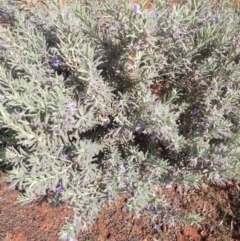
1,0 -> 240,239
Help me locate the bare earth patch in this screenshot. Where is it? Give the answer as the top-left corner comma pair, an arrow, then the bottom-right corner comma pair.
1,171 -> 240,241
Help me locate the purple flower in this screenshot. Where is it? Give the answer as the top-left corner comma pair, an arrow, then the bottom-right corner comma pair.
135,124 -> 143,132
199,118 -> 205,125
55,186 -> 64,194
174,46 -> 182,53
212,16 -> 218,24
80,93 -> 88,103
68,102 -> 77,111
135,212 -> 141,219
68,12 -> 74,21
61,153 -> 70,159
191,109 -> 199,116
68,238 -> 77,241
146,133 -> 157,141
147,205 -> 155,212
154,225 -> 160,230
103,124 -> 108,129
226,87 -> 233,95
232,37 -> 238,48
122,206 -> 128,212
119,165 -> 126,173
146,134 -> 154,141
52,57 -> 62,69
146,134 -> 152,140
151,11 -> 158,19
133,4 -> 142,16
165,182 -> 172,189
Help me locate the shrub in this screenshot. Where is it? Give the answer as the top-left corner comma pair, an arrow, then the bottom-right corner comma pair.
1,0 -> 240,239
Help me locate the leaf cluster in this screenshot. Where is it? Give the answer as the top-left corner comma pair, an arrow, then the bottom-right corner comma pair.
1,0 -> 240,239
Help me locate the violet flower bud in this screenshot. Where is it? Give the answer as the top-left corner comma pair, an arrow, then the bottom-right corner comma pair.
52,57 -> 62,69
133,3 -> 142,16
151,11 -> 158,19
226,87 -> 233,95
174,46 -> 182,53
61,153 -> 70,159
119,165 -> 126,173
135,124 -> 143,132
68,12 -> 74,21
68,102 -> 77,111
148,205 -> 155,212
191,109 -> 199,116
103,124 -> 108,129
154,225 -> 160,230
68,238 -> 77,241
165,182 -> 173,189
135,212 -> 141,219
122,206 -> 128,212
212,16 -> 218,24
80,94 -> 88,103
55,186 -> 64,194
146,134 -> 152,140
232,37 -> 238,48
146,133 -> 158,141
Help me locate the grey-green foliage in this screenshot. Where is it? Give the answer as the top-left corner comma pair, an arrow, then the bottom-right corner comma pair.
1,0 -> 240,239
